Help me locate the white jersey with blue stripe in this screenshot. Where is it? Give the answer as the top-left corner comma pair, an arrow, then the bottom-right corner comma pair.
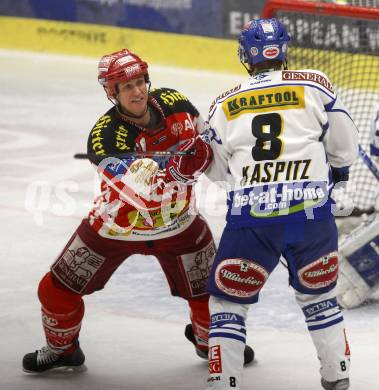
205,69 -> 358,227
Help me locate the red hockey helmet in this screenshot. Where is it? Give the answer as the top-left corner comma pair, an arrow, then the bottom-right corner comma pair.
98,48 -> 149,99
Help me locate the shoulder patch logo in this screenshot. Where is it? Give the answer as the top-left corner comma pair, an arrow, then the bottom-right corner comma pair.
282,71 -> 334,93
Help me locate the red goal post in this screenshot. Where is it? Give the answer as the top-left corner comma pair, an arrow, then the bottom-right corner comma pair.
261,0 -> 379,215
262,0 -> 379,20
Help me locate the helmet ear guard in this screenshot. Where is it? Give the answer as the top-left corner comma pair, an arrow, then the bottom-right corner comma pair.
238,18 -> 290,75
98,48 -> 149,101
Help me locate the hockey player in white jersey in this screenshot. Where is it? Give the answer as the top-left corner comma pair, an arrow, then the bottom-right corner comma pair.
337,102 -> 379,309
204,18 -> 358,390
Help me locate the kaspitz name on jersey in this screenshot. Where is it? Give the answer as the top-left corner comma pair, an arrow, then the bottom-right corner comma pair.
241,159 -> 311,185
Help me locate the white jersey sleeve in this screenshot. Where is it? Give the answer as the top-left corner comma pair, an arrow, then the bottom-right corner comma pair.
203,119 -> 230,188
205,69 -> 359,228
321,87 -> 359,168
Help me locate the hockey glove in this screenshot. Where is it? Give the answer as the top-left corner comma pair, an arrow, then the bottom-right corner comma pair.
121,158 -> 164,201
331,166 -> 350,184
165,136 -> 213,185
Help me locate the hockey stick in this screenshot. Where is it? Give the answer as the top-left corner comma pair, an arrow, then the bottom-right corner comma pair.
358,144 -> 379,181
74,149 -> 195,159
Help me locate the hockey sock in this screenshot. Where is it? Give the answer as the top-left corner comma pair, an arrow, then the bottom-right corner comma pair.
206,296 -> 249,390
188,295 -> 209,352
296,289 -> 350,382
38,272 -> 84,355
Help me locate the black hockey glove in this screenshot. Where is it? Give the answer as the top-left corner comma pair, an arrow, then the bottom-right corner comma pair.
331,166 -> 350,184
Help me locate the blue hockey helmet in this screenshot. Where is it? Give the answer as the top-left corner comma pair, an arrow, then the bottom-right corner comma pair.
238,18 -> 290,70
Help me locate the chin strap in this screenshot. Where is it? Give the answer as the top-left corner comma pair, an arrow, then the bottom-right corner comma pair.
241,62 -> 253,76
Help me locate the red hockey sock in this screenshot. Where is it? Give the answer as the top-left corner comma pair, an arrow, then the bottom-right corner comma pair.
38,272 -> 84,355
188,295 -> 210,351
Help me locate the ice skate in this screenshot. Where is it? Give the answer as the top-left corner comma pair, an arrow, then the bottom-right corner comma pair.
22,344 -> 85,373
243,344 -> 255,365
184,323 -> 208,359
321,378 -> 350,390
185,324 -> 255,365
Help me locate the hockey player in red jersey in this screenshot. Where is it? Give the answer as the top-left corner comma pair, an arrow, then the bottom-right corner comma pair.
22,48 -> 254,373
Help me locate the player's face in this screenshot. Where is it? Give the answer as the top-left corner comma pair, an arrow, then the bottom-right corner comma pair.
117,76 -> 148,116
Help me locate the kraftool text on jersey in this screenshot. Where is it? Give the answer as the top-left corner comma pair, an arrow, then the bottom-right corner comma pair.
227,90 -> 300,114
241,159 -> 311,185
222,86 -> 305,119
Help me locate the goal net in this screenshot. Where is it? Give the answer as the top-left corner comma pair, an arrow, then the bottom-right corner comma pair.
262,0 -> 379,215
